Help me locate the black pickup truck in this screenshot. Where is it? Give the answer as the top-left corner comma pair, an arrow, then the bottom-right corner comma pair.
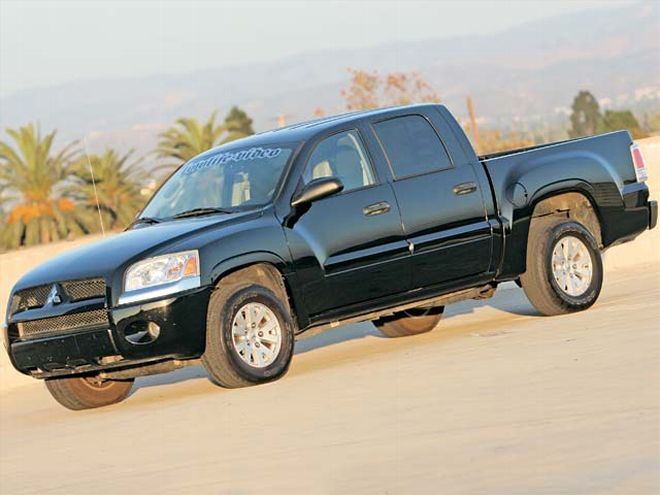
3,104 -> 656,410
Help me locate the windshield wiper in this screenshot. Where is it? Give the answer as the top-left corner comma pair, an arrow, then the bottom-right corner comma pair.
130,216 -> 162,227
172,207 -> 235,219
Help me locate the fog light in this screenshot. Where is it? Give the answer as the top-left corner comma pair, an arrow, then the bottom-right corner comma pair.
124,320 -> 160,345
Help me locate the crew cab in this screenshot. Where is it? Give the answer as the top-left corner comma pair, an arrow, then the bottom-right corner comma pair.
3,104 -> 656,410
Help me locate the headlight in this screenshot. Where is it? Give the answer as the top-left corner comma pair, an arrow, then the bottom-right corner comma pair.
119,250 -> 200,305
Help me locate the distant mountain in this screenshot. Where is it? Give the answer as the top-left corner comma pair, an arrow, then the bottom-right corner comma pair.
0,1 -> 658,158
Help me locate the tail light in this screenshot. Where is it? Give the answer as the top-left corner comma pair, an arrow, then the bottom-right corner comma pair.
631,144 -> 648,182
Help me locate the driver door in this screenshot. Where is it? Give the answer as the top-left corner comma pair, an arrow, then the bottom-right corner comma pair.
284,129 -> 411,317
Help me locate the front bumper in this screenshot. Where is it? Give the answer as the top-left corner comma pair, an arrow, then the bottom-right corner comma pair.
7,286 -> 212,378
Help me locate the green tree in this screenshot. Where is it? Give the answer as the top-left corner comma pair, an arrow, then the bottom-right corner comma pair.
0,124 -> 87,249
601,110 -> 647,139
70,149 -> 147,231
569,90 -> 602,138
156,108 -> 255,170
223,106 -> 254,142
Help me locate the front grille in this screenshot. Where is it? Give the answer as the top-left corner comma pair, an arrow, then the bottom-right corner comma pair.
10,285 -> 51,314
61,279 -> 106,302
18,309 -> 109,339
11,278 -> 106,316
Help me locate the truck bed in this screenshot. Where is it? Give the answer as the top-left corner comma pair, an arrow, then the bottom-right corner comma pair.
482,131 -> 638,201
480,131 -> 637,185
476,129 -> 651,280
478,136 -> 583,161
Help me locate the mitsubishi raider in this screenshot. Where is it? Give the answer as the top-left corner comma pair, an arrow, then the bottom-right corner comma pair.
3,104 -> 656,410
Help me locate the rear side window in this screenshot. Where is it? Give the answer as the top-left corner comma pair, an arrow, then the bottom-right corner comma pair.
374,115 -> 452,179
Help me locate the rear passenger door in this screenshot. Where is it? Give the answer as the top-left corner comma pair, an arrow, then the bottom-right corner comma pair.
371,113 -> 492,288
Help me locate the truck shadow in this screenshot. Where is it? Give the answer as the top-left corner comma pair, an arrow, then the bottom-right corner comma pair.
295,285 -> 538,354
443,286 -> 538,319
132,287 -> 538,393
132,365 -> 209,392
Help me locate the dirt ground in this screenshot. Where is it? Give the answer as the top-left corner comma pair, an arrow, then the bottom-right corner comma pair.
1,263 -> 659,494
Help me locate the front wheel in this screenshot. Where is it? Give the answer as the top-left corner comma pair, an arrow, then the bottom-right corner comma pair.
45,376 -> 134,410
202,284 -> 295,388
521,220 -> 603,316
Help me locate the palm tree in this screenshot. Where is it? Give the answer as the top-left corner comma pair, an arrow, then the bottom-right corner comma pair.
156,107 -> 255,170
0,192 -> 13,252
70,149 -> 147,231
156,111 -> 226,169
223,106 -> 255,142
0,124 -> 87,248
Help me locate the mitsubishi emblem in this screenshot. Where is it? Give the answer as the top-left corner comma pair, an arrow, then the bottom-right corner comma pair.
46,285 -> 62,305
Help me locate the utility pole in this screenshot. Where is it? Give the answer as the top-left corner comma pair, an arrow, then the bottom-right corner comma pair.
467,95 -> 481,154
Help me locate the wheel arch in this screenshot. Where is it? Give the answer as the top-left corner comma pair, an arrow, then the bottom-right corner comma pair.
529,188 -> 603,247
497,180 -> 606,280
209,253 -> 303,331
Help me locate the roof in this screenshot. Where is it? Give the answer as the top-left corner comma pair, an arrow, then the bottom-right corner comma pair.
200,104 -> 443,156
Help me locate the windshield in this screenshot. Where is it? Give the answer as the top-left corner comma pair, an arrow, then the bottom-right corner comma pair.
140,145 -> 295,219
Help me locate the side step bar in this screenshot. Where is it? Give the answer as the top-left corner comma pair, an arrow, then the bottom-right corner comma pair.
300,283 -> 497,339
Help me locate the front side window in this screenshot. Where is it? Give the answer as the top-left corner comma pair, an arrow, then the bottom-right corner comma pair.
302,130 -> 376,192
373,115 -> 452,179
140,144 -> 294,219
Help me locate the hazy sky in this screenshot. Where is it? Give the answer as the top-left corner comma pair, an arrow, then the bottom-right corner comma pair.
0,0 -> 638,97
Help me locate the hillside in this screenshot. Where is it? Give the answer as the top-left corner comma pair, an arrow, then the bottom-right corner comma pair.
0,2 -> 657,155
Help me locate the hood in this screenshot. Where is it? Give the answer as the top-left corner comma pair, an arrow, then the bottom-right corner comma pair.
13,211 -> 259,291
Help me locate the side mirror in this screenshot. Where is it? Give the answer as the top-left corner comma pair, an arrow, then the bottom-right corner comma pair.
291,177 -> 344,207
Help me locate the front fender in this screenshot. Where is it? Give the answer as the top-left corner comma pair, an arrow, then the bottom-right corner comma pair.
209,251 -> 289,283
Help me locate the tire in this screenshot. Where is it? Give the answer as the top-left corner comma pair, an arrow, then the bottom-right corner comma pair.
202,284 -> 295,388
374,306 -> 444,338
45,376 -> 134,411
520,219 -> 603,316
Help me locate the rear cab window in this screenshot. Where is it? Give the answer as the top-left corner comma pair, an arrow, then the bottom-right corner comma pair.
373,115 -> 452,179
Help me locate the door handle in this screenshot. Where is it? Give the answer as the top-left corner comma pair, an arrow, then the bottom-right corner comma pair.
453,182 -> 477,195
363,201 -> 391,216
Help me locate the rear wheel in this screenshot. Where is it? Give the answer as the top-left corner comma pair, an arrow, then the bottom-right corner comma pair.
521,219 -> 603,315
374,306 -> 444,338
45,376 -> 134,411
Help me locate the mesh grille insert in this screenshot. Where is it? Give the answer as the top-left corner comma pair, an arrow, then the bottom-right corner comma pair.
19,309 -> 109,339
61,279 -> 106,301
12,278 -> 106,315
12,285 -> 51,313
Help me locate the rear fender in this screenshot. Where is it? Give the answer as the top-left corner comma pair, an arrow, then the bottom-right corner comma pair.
495,151 -> 623,279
